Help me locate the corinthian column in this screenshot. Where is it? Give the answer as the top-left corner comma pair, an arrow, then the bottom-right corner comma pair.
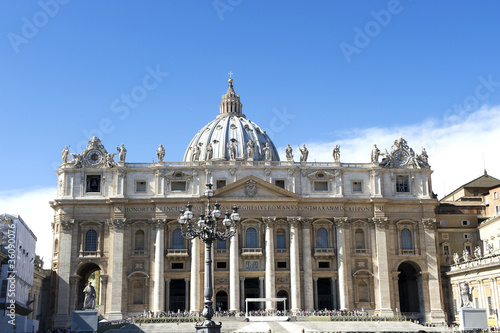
190,237 -> 202,313
301,218 -> 314,311
108,218 -> 126,320
53,219 -> 74,328
263,217 -> 276,311
288,217 -> 301,312
335,217 -> 348,310
152,219 -> 165,312
422,218 -> 446,322
229,227 -> 240,311
373,217 -> 393,316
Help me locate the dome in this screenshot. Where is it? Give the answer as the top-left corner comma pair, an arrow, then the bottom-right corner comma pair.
183,79 -> 280,162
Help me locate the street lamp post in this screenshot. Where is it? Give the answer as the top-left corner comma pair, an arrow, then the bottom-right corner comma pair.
178,183 -> 240,333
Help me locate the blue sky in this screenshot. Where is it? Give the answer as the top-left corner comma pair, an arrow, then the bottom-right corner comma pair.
1,0 -> 500,265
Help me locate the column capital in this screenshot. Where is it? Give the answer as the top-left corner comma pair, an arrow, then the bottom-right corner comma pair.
422,218 -> 437,230
301,218 -> 313,227
262,216 -> 276,228
287,216 -> 301,228
60,219 -> 75,232
334,217 -> 349,228
313,276 -> 319,281
184,277 -> 190,282
240,277 -> 245,282
372,217 -> 388,229
165,278 -> 171,282
108,218 -> 127,230
100,275 -> 108,285
259,276 -> 265,281
152,218 -> 166,229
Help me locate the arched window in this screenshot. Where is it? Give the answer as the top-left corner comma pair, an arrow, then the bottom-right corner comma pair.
246,227 -> 257,248
401,229 -> 412,250
317,228 -> 328,248
172,229 -> 184,249
135,230 -> 145,250
355,229 -> 365,249
276,229 -> 286,249
85,230 -> 97,251
217,239 -> 226,250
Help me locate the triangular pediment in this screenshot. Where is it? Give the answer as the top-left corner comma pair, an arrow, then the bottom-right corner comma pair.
214,175 -> 301,200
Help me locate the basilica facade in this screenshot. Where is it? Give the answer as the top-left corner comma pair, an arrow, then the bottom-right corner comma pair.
50,78 -> 445,327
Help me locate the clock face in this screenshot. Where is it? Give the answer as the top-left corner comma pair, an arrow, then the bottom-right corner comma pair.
87,150 -> 103,165
394,150 -> 409,165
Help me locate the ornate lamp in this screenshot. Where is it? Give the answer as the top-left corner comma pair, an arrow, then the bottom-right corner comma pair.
178,183 -> 239,333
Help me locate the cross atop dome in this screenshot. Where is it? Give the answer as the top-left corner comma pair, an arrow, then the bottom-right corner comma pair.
228,71 -> 234,84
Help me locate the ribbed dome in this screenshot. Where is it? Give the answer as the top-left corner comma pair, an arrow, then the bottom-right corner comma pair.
183,79 -> 280,162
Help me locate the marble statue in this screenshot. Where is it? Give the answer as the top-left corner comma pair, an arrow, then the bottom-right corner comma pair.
474,245 -> 482,259
192,145 -> 201,161
62,146 -> 70,164
453,252 -> 460,265
83,282 -> 96,310
371,144 -> 380,163
71,153 -> 83,168
105,153 -> 117,168
263,143 -> 271,161
463,249 -> 470,262
285,144 -> 293,161
299,144 -> 308,162
332,145 -> 340,162
206,143 -> 213,160
247,140 -> 255,159
157,144 -> 165,162
460,282 -> 473,308
227,141 -> 236,160
117,144 -> 127,162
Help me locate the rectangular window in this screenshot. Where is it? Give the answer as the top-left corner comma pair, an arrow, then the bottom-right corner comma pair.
277,261 -> 287,269
171,181 -> 187,191
463,233 -> 471,239
216,179 -> 226,189
466,245 -> 472,254
136,181 -> 146,192
440,220 -> 448,226
461,220 -> 470,226
444,245 -> 449,255
495,206 -> 500,215
314,181 -> 328,191
216,261 -> 227,269
396,175 -> 409,193
494,192 -> 498,200
442,233 -> 449,240
274,180 -> 285,189
352,181 -> 362,192
276,234 -> 286,249
0,280 -> 7,298
86,175 -> 101,192
171,263 -> 183,269
318,261 -> 330,268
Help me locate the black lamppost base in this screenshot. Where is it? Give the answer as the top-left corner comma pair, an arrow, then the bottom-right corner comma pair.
195,320 -> 222,333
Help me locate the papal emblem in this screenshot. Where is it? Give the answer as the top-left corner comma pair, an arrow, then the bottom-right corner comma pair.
245,179 -> 258,197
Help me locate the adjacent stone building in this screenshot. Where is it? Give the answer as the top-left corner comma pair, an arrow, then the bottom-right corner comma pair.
50,78 -> 445,327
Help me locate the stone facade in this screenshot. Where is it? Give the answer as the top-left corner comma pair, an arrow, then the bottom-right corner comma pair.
50,79 -> 445,327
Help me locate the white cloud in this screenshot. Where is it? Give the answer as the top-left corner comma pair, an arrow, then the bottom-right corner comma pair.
281,105 -> 500,198
0,187 -> 56,269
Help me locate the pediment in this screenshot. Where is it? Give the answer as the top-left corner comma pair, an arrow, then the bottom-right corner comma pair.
214,175 -> 301,200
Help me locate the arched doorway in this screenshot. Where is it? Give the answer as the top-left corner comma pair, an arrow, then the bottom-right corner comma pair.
398,262 -> 421,314
276,290 -> 289,311
76,263 -> 101,311
215,291 -> 228,312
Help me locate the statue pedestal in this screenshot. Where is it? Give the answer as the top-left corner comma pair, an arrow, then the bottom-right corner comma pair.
71,310 -> 97,332
459,308 -> 487,331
